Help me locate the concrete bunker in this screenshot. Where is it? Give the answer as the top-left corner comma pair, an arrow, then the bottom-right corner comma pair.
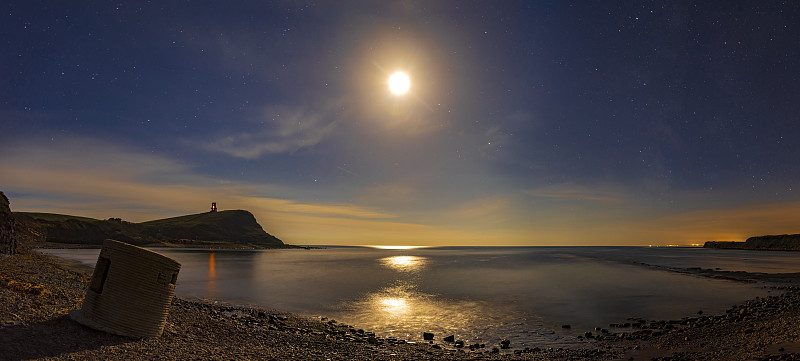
71,239 -> 181,338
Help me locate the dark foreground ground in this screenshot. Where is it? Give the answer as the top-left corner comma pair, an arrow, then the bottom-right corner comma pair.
3,251 -> 800,360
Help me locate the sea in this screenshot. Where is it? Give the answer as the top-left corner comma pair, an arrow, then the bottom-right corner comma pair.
39,246 -> 800,348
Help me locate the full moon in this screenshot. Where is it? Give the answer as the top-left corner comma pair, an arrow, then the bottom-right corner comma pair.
388,72 -> 410,94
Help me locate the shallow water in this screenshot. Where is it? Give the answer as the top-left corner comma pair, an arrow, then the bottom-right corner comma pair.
42,246 -> 795,347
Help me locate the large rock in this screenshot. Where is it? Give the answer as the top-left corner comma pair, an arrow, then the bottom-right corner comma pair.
0,191 -> 16,255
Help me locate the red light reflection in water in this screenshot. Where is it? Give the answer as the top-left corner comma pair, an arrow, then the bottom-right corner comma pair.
207,253 -> 217,297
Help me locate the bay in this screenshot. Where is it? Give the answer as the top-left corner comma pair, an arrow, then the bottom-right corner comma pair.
41,246 -> 792,348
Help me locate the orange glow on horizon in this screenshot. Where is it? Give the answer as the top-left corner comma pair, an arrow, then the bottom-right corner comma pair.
365,245 -> 429,250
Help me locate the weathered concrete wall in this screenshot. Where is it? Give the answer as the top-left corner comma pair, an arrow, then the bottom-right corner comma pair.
0,191 -> 16,255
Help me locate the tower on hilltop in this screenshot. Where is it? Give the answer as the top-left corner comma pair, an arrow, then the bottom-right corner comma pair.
211,202 -> 217,212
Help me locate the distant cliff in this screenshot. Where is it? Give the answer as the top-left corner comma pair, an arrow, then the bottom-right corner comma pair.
704,234 -> 800,251
13,210 -> 286,248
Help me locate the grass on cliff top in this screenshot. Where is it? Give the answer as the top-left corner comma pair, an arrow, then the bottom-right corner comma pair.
18,212 -> 100,222
140,210 -> 254,228
19,210 -> 251,227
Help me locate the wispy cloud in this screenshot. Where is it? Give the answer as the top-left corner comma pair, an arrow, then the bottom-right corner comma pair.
358,179 -> 423,206
7,136 -> 799,247
449,196 -> 512,220
0,136 -> 492,245
525,184 -> 628,204
233,196 -> 396,220
201,104 -> 339,159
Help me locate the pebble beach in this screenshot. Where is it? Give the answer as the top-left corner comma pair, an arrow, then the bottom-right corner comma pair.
4,250 -> 800,360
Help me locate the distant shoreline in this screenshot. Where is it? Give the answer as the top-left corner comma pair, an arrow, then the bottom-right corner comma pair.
705,234 -> 800,251
32,241 -> 310,250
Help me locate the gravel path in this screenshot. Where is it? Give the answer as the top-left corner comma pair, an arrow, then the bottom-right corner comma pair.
3,250 -> 800,360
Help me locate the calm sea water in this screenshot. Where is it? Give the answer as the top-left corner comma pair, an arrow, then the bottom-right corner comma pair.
41,246 -> 799,347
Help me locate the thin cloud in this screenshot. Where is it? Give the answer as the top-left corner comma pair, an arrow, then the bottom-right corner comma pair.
525,185 -> 627,204
358,179 -> 423,206
232,196 -> 396,220
450,196 -> 512,220
201,104 -> 339,159
2,137 -> 489,245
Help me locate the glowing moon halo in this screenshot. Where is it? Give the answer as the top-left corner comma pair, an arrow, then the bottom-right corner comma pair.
388,72 -> 410,94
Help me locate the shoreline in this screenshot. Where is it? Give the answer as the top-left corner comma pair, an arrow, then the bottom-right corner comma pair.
30,241 -> 308,250
3,252 -> 800,360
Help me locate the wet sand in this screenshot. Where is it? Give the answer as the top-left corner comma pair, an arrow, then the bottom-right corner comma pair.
3,250 -> 800,360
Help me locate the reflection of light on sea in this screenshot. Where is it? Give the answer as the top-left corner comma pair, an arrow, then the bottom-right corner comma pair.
368,284 -> 421,319
379,256 -> 428,272
330,251 -> 534,345
341,282 -> 506,341
207,253 -> 217,298
379,298 -> 408,313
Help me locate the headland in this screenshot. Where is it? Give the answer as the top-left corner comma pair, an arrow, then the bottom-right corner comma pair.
705,234 -> 800,251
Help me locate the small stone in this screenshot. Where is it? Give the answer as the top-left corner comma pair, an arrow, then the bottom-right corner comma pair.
500,339 -> 511,349
454,340 -> 464,348
423,332 -> 434,340
443,335 -> 455,342
2,320 -> 22,327
562,324 -> 571,329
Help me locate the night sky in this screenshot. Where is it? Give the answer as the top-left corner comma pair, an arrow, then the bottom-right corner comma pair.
2,1 -> 800,246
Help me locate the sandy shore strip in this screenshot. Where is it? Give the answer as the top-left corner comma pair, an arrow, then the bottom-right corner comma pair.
3,251 -> 800,360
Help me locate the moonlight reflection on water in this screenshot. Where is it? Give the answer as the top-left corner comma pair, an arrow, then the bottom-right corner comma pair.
338,254 -> 531,343
379,255 -> 428,272
343,280 -> 517,341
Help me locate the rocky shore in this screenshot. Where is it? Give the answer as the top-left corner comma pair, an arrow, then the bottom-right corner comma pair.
4,251 -> 800,360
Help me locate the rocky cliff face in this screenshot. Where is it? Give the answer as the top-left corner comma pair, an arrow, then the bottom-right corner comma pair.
0,191 -> 16,254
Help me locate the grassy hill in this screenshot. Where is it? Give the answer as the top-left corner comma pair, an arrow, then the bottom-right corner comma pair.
14,210 -> 286,248
140,210 -> 282,245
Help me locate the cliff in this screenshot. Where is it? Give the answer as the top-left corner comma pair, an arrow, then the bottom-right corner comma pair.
0,191 -> 16,254
704,234 -> 800,251
13,210 -> 285,248
139,210 -> 283,245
